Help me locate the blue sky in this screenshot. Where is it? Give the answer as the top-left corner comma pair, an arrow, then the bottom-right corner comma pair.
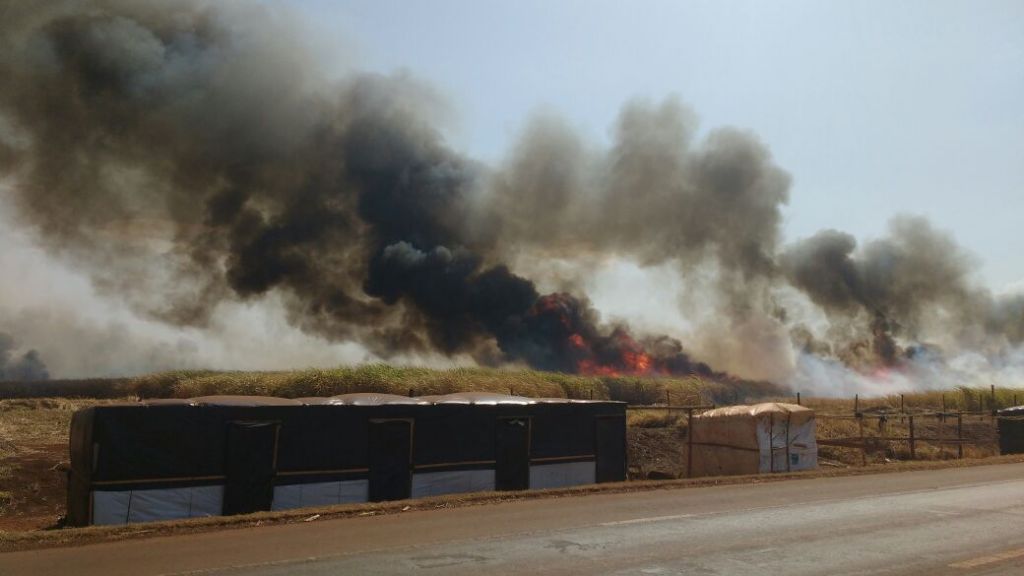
290,0 -> 1024,288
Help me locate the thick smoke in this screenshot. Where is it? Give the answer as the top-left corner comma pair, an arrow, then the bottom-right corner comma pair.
0,0 -> 1021,390
0,331 -> 49,381
0,0 -> 728,377
781,217 -> 1024,371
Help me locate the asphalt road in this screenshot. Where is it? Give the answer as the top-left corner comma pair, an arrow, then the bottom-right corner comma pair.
5,463 -> 1024,576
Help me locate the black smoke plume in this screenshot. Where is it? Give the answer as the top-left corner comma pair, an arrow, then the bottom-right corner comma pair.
0,331 -> 49,381
1,1 -> 1021,384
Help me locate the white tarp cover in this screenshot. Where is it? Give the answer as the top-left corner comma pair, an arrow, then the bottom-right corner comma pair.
326,393 -> 431,406
411,469 -> 496,497
271,480 -> 369,510
529,461 -> 596,489
691,403 -> 817,477
92,485 -> 224,525
189,396 -> 303,406
418,392 -> 536,405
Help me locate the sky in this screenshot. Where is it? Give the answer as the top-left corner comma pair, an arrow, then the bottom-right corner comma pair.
293,0 -> 1024,289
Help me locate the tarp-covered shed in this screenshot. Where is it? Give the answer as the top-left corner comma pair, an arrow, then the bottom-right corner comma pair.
997,406 -> 1024,454
690,402 -> 817,477
67,394 -> 626,526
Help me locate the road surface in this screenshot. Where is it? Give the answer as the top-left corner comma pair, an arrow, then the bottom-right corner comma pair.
4,463 -> 1024,575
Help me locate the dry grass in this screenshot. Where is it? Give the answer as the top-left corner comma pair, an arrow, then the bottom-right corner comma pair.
627,409 -> 687,429
789,386 -> 1023,415
1,365 -> 785,405
0,399 -> 129,527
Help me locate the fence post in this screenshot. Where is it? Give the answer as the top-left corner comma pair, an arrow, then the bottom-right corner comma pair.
901,394 -> 905,414
797,392 -> 801,406
858,413 -> 866,466
666,388 -> 671,408
408,388 -> 414,397
991,385 -> 996,410
880,414 -> 888,456
957,412 -> 964,459
686,408 -> 694,478
855,394 -> 859,414
909,415 -> 916,459
937,412 -> 944,459
769,412 -> 775,473
785,413 -> 792,472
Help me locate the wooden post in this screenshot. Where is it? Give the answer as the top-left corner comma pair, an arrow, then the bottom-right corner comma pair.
880,414 -> 888,456
686,408 -> 694,478
1014,393 -> 1018,407
937,412 -> 944,459
991,385 -> 996,411
785,413 -> 792,472
770,412 -> 776,473
666,389 -> 671,408
590,388 -> 594,400
942,394 -> 946,412
855,394 -> 859,414
858,413 -> 866,466
957,412 -> 964,459
797,392 -> 801,406
408,388 -> 414,397
901,394 -> 905,413
909,415 -> 916,459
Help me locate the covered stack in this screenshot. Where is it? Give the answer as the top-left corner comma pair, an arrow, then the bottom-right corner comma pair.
690,402 -> 817,477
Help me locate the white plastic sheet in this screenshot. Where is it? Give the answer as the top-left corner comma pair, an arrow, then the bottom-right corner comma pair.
529,461 -> 596,489
410,469 -> 495,497
271,479 -> 369,511
92,485 -> 224,525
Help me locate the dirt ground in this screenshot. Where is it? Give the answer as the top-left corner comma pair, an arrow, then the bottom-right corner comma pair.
0,399 -> 120,532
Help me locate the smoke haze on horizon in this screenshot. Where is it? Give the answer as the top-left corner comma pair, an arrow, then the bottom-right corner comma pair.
0,0 -> 1022,395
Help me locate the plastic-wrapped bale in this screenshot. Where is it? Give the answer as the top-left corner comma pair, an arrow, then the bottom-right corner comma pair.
996,406 -> 1024,454
690,403 -> 817,478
